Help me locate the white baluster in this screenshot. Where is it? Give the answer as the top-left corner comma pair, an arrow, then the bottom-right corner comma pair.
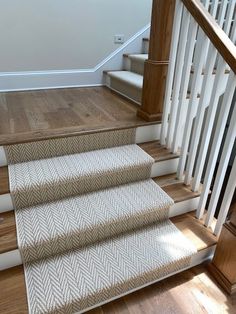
160,0 -> 183,146
217,0 -> 228,27
171,18 -> 198,154
223,0 -> 236,36
204,101 -> 236,227
214,156 -> 236,236
177,34 -> 209,180
196,72 -> 236,219
209,0 -> 219,18
166,8 -> 191,149
184,44 -> 218,188
191,58 -> 226,192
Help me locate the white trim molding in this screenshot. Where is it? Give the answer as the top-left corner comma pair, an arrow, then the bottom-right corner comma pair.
0,25 -> 150,92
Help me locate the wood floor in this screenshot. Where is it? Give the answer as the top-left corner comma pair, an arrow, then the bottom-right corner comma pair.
1,263 -> 235,314
0,87 -> 158,145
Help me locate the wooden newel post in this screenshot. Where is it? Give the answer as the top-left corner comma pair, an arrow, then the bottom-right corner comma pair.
137,0 -> 176,121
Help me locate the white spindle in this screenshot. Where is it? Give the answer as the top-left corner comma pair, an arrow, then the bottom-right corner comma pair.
223,0 -> 236,36
171,18 -> 198,154
191,58 -> 226,192
217,0 -> 228,27
184,44 -> 218,187
196,72 -> 236,220
204,101 -> 236,227
230,17 -> 236,43
209,0 -> 219,18
166,8 -> 190,149
160,0 -> 183,146
214,156 -> 236,236
177,33 -> 209,180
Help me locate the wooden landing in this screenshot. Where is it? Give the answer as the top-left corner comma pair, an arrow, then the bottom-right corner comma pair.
0,212 -> 218,314
0,87 -> 160,146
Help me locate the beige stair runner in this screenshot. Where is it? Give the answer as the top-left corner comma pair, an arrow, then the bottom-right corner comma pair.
5,129 -> 197,314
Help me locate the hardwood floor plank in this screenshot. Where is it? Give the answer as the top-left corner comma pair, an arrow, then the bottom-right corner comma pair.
0,87 -> 160,146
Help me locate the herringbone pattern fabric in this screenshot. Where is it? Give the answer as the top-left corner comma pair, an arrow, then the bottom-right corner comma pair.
16,179 -> 174,263
7,133 -> 196,314
9,145 -> 154,209
4,129 -> 136,164
24,220 -> 196,314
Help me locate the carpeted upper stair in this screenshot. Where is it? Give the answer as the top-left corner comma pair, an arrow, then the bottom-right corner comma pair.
9,144 -> 154,209
16,179 -> 173,263
5,129 -> 197,314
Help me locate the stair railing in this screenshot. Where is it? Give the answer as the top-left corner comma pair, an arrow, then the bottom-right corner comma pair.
160,0 -> 236,236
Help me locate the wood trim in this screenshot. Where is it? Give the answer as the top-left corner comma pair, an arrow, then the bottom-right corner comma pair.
208,263 -> 236,295
182,0 -> 236,74
137,0 -> 176,121
209,205 -> 236,295
0,167 -> 9,195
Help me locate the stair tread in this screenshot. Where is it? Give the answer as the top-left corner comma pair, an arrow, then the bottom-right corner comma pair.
18,220 -> 197,314
0,141 -> 177,196
107,71 -> 143,89
0,211 -> 217,314
139,140 -> 179,162
15,179 -> 173,262
0,166 -> 9,195
0,177 -> 203,255
9,144 -> 153,208
124,54 -> 148,62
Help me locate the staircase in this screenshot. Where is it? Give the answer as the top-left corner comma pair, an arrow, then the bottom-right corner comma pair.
104,38 -> 149,104
1,0 -> 236,313
0,115 -> 216,313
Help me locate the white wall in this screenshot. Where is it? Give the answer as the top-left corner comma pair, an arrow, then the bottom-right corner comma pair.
0,0 -> 152,72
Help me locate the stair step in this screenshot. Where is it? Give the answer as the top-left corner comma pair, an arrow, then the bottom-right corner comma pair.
0,174 -> 201,256
0,141 -> 179,197
4,128 -> 136,165
20,220 -> 197,314
9,144 -> 154,209
15,179 -> 173,263
107,71 -> 143,89
106,71 -> 143,104
123,54 -> 148,75
0,211 -> 217,314
124,54 -> 148,62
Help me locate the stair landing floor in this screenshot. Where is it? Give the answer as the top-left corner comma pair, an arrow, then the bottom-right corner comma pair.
0,86 -> 159,146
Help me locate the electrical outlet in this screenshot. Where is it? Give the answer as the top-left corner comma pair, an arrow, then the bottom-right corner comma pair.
114,34 -> 125,44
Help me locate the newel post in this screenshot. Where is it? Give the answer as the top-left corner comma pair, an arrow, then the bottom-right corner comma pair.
137,0 -> 176,121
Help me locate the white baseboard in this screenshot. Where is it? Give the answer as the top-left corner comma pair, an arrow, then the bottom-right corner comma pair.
0,25 -> 150,92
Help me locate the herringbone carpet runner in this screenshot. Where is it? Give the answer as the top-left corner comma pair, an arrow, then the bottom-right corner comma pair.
6,131 -> 197,314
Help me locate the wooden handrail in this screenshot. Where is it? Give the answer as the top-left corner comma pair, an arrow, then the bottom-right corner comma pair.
182,0 -> 236,74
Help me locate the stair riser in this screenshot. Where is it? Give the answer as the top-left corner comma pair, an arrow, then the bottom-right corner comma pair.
0,124 -> 161,167
123,58 -> 145,76
130,59 -> 145,75
0,157 -> 179,214
109,78 -> 142,104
